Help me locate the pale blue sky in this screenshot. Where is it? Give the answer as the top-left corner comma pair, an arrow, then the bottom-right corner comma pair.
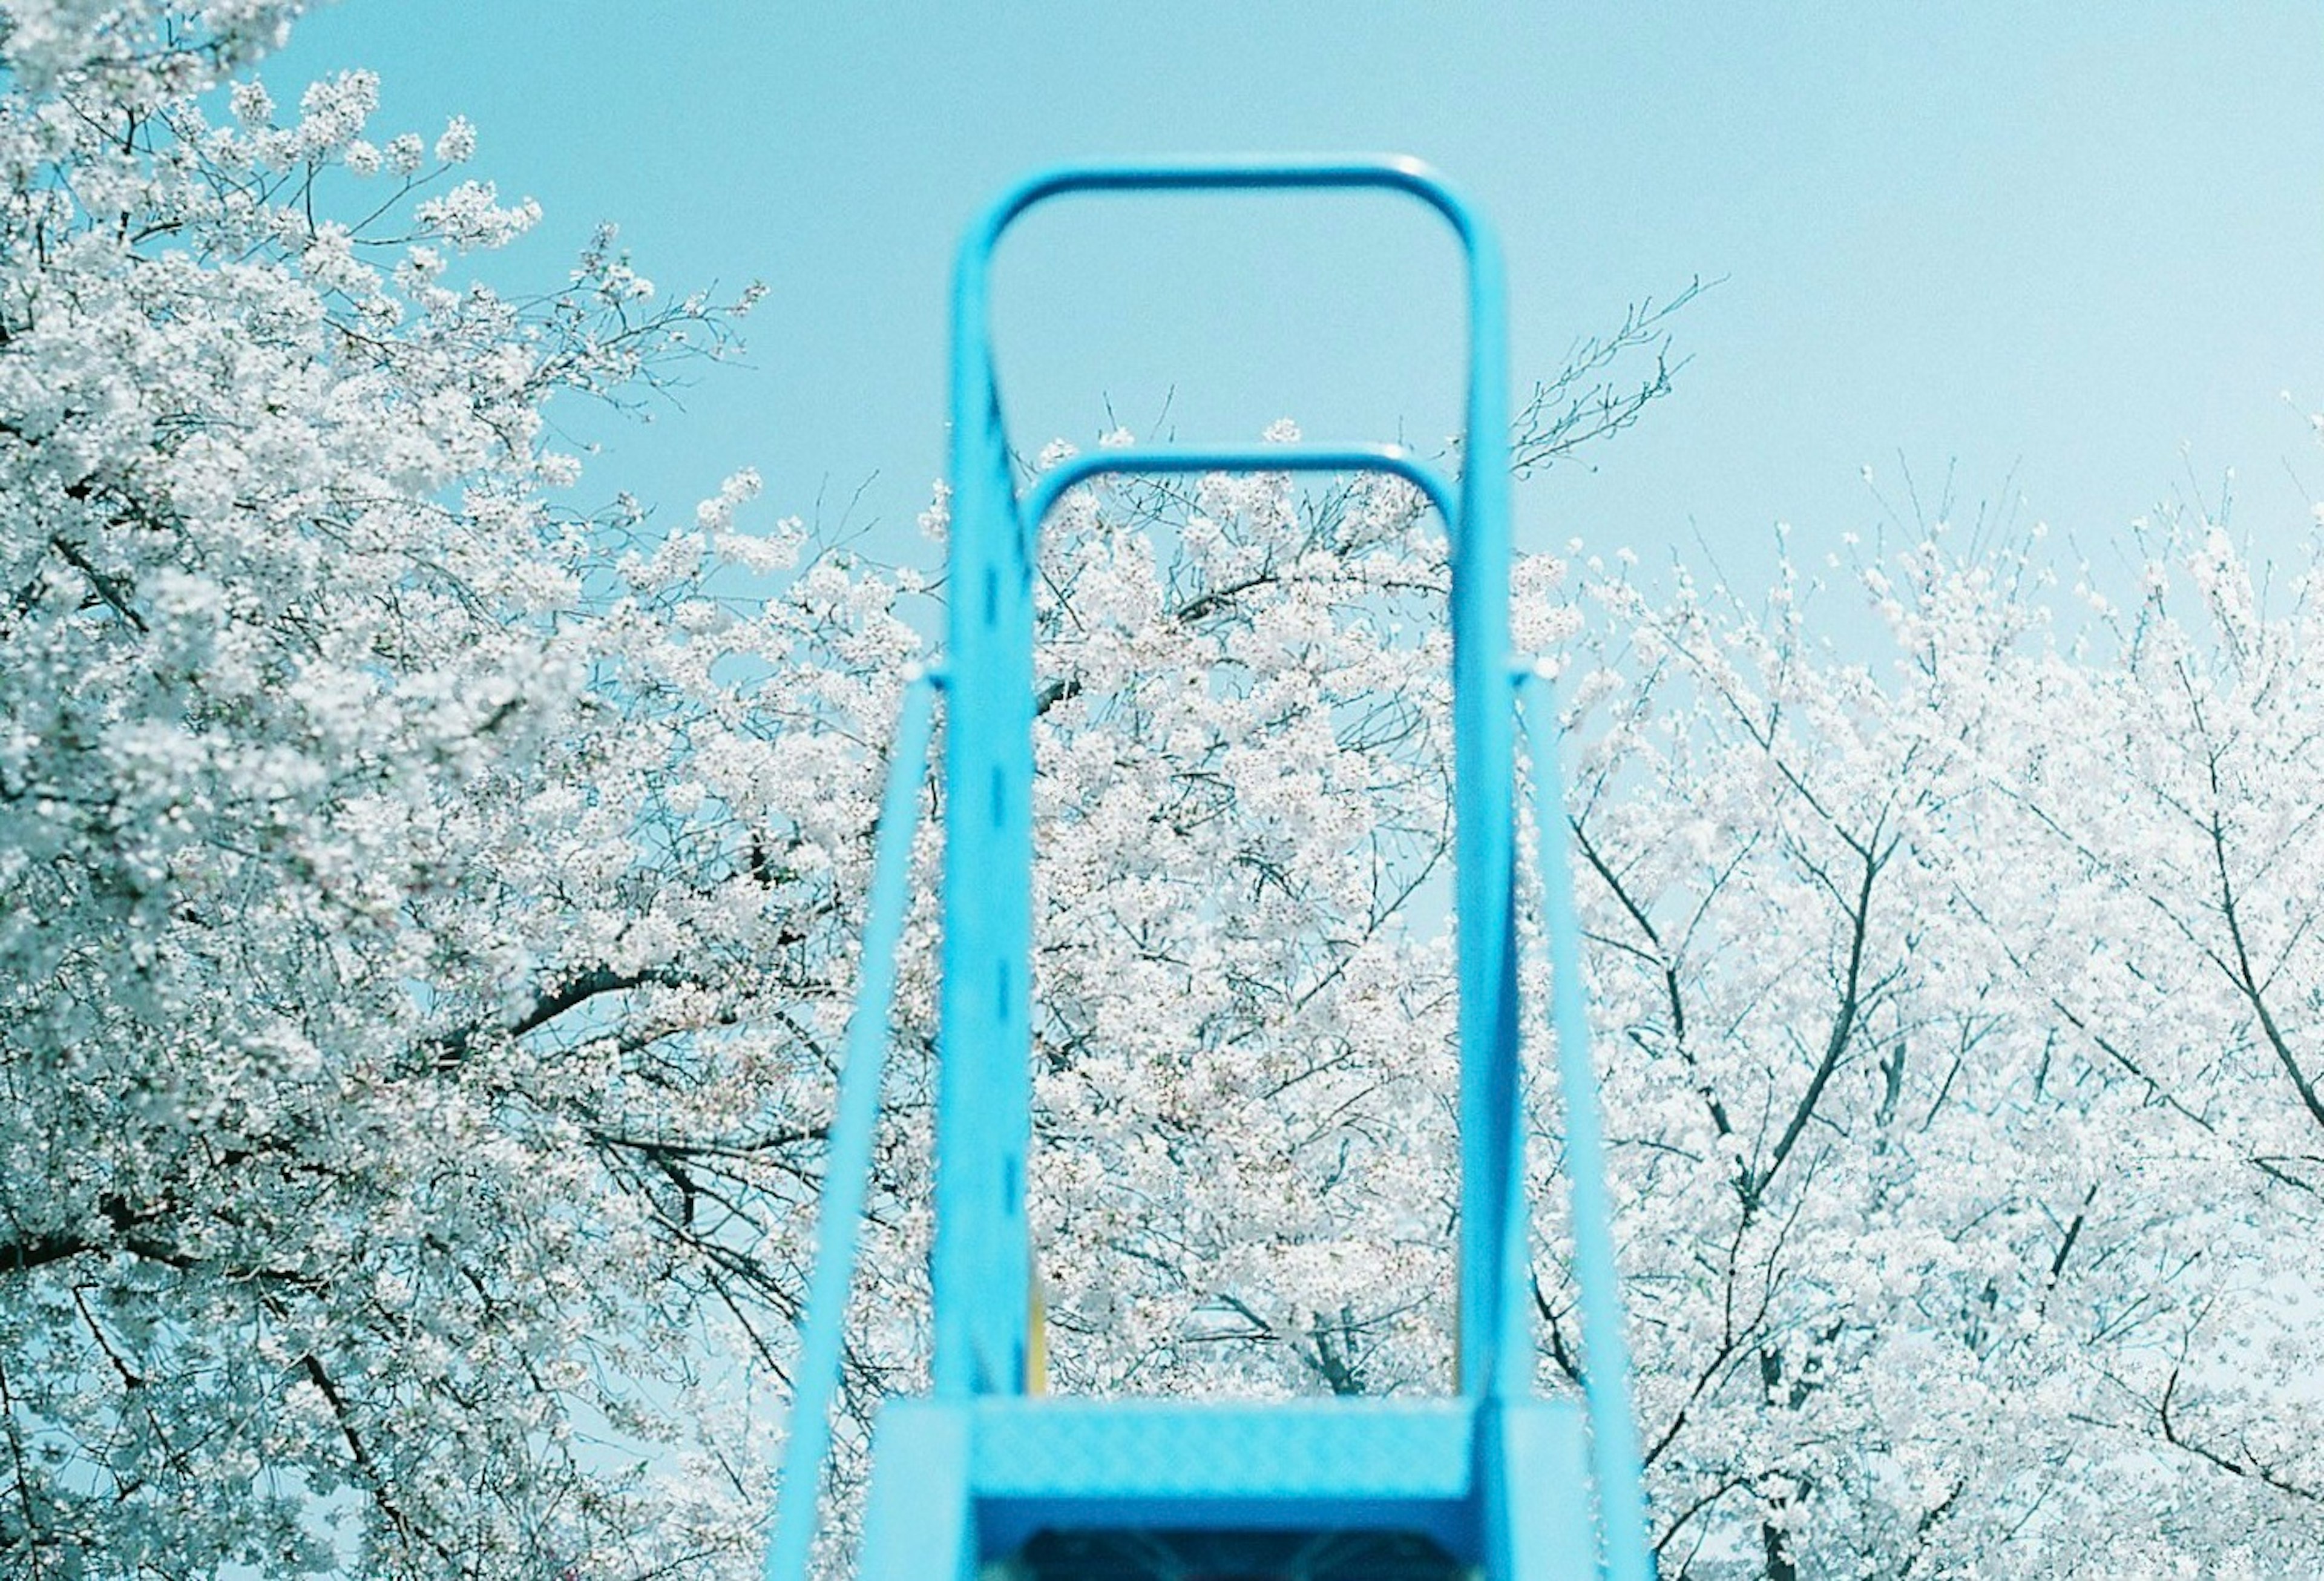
274,3 -> 2324,591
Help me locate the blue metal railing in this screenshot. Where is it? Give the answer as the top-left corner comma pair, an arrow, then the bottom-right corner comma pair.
937,156 -> 1526,1408
763,156 -> 1652,1581
763,670 -> 943,1581
1520,667 -> 1650,1581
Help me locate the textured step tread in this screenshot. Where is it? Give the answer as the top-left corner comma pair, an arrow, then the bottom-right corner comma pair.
970,1398 -> 1477,1501
1008,1525 -> 1465,1580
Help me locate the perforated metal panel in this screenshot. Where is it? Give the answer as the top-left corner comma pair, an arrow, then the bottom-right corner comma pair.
1007,1526 -> 1466,1581
972,1400 -> 1474,1502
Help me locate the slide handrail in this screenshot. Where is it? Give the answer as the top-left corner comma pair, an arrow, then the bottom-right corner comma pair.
937,156 -> 1526,1404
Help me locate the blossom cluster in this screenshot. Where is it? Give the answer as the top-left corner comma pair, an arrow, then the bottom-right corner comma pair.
4,5 -> 2320,1579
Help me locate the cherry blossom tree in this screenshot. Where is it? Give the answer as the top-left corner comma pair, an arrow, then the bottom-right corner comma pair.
1549,519 -> 2324,1577
7,5 -> 2321,1580
0,4 -> 1525,1571
0,3 -> 823,1572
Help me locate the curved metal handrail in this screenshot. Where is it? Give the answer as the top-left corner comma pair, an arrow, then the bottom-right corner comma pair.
936,157 -> 1525,1407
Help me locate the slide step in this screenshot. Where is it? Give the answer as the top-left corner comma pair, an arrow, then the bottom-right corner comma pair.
1005,1526 -> 1463,1580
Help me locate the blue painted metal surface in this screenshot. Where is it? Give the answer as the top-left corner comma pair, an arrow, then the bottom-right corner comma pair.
764,670 -> 944,1581
1520,669 -> 1651,1581
764,156 -> 1651,1581
859,1396 -> 1600,1572
940,154 -> 1523,1412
